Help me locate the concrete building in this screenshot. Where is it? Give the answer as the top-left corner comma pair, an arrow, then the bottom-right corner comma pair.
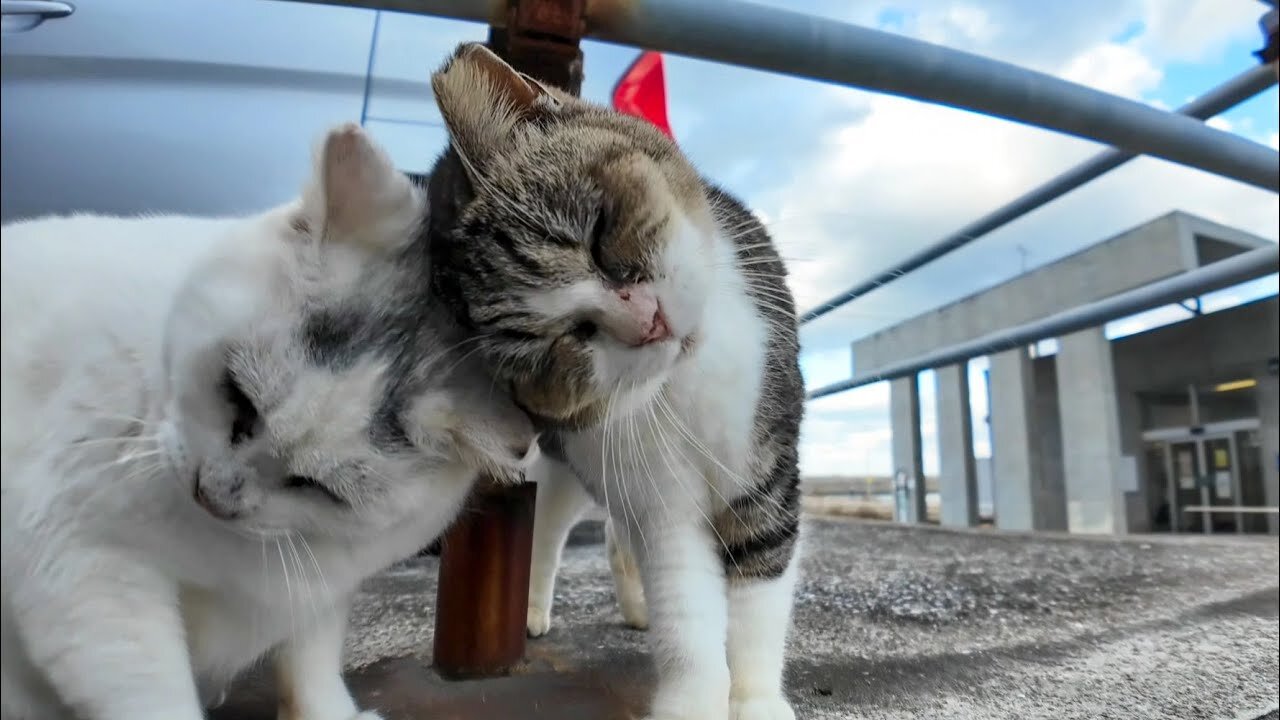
853,211 -> 1280,535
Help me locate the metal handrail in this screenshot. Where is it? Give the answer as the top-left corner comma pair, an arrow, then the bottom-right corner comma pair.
1182,506 -> 1280,514
290,0 -> 1279,193
806,244 -> 1280,399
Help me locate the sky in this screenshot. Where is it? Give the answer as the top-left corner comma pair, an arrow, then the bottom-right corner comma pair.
584,0 -> 1280,478
384,1 -> 1280,479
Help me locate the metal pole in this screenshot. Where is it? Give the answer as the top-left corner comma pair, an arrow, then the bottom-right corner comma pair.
800,63 -> 1279,323
806,244 -> 1280,399
288,0 -> 1279,191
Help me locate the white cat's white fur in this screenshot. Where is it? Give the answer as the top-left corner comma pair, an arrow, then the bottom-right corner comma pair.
0,125 -> 533,720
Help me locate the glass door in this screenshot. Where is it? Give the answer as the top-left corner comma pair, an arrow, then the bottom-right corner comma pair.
1235,430 -> 1268,533
1202,435 -> 1240,533
1168,441 -> 1205,533
1147,420 -> 1264,534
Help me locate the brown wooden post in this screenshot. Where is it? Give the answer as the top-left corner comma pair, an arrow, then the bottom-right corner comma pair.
430,0 -> 586,680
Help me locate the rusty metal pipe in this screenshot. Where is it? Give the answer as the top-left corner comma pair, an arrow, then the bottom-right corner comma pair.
432,482 -> 538,679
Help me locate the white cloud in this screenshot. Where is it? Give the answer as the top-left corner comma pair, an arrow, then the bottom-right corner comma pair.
1060,42 -> 1163,98
914,4 -> 1002,46
1135,0 -> 1268,62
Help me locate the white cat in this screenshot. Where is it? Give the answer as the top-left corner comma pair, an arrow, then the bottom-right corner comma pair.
0,124 -> 535,720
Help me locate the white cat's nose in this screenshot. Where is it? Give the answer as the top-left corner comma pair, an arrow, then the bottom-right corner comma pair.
194,473 -> 239,520
193,467 -> 256,521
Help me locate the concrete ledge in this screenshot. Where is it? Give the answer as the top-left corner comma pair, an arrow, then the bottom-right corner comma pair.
850,210 -> 1276,379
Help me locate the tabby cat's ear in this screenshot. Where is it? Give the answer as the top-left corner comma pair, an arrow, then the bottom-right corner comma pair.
299,123 -> 417,251
431,42 -> 562,168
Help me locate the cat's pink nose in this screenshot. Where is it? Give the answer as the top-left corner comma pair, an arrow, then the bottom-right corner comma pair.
640,307 -> 672,345
615,285 -> 672,346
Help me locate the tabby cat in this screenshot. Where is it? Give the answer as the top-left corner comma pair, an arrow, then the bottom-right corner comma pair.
425,44 -> 804,720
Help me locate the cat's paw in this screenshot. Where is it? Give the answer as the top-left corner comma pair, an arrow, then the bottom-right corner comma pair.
642,677 -> 730,720
619,598 -> 648,630
527,604 -> 552,637
616,582 -> 648,630
730,694 -> 795,720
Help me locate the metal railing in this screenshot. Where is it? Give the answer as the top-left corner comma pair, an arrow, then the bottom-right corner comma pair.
301,0 -> 1278,188
806,243 -> 1280,399
294,0 -> 1280,398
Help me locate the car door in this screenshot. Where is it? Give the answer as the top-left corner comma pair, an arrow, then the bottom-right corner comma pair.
0,0 -> 376,222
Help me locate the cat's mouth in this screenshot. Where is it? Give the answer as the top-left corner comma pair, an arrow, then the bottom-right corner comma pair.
678,331 -> 698,357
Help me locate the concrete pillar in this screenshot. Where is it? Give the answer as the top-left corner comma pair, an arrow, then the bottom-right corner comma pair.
1259,374 -> 1279,535
1056,327 -> 1127,534
1031,358 -> 1068,530
935,364 -> 978,527
890,375 -> 927,523
989,347 -> 1045,531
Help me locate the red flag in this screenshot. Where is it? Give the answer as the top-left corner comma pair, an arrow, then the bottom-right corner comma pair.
611,50 -> 674,140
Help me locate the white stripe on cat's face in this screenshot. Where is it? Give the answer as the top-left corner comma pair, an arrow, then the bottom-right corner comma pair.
521,211 -> 714,414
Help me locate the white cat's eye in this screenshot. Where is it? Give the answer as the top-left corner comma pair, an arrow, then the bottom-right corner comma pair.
282,475 -> 346,506
221,369 -> 260,445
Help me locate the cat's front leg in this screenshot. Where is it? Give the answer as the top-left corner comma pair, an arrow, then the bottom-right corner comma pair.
274,597 -> 380,720
719,463 -> 802,720
8,546 -> 206,720
726,565 -> 799,720
631,513 -> 730,720
526,457 -> 593,637
605,517 -> 648,630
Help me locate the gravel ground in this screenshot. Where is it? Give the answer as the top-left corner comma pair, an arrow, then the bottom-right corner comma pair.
342,516 -> 1279,720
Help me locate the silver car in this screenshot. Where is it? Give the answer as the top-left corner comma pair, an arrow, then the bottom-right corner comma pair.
1,0 -> 637,222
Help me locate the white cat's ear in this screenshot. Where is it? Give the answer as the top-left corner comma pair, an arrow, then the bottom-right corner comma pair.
299,123 -> 418,251
431,42 -> 565,167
